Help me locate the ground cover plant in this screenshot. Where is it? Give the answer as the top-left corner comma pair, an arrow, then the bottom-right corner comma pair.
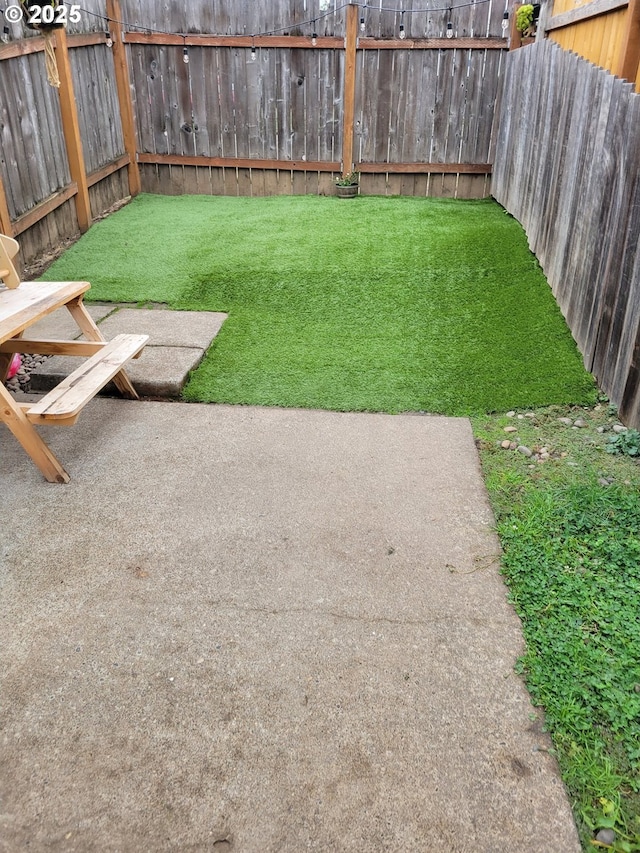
474,405 -> 640,851
42,193 -> 595,415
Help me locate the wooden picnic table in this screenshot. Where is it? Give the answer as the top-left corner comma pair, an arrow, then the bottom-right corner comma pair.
0,237 -> 147,483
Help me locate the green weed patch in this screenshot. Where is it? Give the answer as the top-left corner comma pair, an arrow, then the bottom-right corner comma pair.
475,405 -> 640,851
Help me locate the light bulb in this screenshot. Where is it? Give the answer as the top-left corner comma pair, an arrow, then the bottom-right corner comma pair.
251,46 -> 256,60
183,47 -> 189,63
312,32 -> 318,45
106,33 -> 113,48
501,12 -> 509,32
399,24 -> 406,39
446,22 -> 453,38
360,17 -> 365,32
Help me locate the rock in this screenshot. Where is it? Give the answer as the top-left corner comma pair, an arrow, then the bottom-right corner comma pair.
3,351 -> 52,394
517,414 -> 525,419
558,417 -> 573,425
573,418 -> 588,428
506,411 -> 515,417
595,828 -> 616,845
524,412 -> 536,418
500,440 -> 512,449
509,442 -> 518,450
504,426 -> 518,433
598,478 -> 611,487
596,427 -> 605,434
517,445 -> 533,457
612,424 -> 627,433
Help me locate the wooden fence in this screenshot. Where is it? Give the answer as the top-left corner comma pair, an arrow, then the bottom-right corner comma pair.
0,0 -> 510,263
123,0 -> 507,200
0,0 -> 138,263
540,0 -> 640,87
492,39 -> 640,427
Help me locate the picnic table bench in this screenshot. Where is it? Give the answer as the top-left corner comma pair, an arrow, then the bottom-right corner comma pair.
0,234 -> 148,483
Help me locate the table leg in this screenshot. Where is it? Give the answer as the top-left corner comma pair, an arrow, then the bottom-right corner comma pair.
0,352 -> 11,383
0,382 -> 70,483
65,297 -> 139,399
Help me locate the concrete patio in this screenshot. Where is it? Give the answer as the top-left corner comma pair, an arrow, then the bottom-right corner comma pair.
0,395 -> 581,852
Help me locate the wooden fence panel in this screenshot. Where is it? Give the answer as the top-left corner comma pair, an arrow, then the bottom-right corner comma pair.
0,0 -> 133,262
71,44 -> 125,173
128,43 -> 346,164
492,39 -> 640,427
1,0 -> 504,42
120,0 -> 347,37
0,53 -> 70,219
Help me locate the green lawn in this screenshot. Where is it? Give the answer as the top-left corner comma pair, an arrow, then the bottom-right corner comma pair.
42,193 -> 596,415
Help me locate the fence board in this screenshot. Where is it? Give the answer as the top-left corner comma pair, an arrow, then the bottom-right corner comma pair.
71,44 -> 125,172
493,39 -> 640,427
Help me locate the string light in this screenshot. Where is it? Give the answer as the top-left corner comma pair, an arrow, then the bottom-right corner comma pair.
446,21 -> 453,38
183,45 -> 189,63
311,20 -> 317,46
501,11 -> 509,32
70,1 -> 495,45
399,10 -> 406,39
250,39 -> 256,60
105,31 -> 113,48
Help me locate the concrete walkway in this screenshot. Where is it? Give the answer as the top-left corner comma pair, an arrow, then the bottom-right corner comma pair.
0,396 -> 581,851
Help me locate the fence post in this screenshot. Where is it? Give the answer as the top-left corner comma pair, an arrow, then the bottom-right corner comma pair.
342,3 -> 358,175
509,3 -> 523,50
107,0 -> 141,196
536,0 -> 553,41
0,176 -> 13,236
53,27 -> 92,232
617,0 -> 640,87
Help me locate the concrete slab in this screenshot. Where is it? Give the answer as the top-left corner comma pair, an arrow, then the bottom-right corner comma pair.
23,303 -> 114,340
0,402 -> 581,853
29,307 -> 227,398
97,307 -> 227,348
31,346 -> 205,398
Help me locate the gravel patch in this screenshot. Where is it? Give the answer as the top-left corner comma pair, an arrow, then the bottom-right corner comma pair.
3,353 -> 50,394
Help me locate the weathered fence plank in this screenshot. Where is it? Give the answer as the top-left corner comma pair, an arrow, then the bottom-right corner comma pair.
493,39 -> 640,427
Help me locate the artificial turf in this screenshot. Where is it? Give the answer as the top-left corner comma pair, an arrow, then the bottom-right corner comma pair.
42,193 -> 596,415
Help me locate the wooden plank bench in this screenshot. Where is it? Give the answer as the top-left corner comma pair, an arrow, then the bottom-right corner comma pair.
25,333 -> 148,425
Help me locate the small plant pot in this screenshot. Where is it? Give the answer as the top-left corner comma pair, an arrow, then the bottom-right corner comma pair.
20,1 -> 66,29
336,184 -> 359,199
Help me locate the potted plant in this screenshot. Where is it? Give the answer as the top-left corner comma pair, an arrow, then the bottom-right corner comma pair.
335,171 -> 360,199
19,1 -> 65,29
516,4 -> 536,39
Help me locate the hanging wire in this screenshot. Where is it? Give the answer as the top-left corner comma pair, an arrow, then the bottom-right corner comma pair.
60,0 -> 496,45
